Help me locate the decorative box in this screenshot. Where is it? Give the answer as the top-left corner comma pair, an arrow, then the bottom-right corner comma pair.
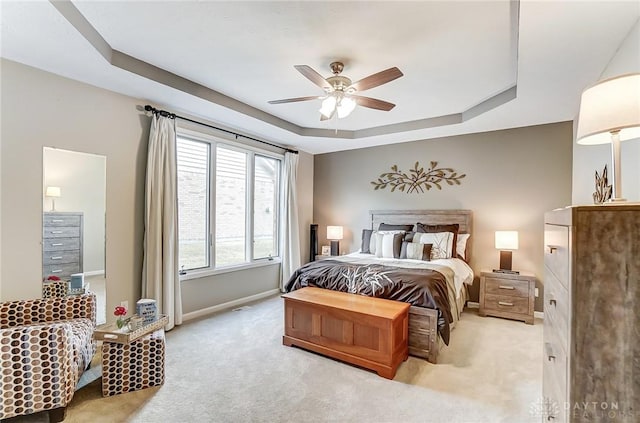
136,298 -> 158,325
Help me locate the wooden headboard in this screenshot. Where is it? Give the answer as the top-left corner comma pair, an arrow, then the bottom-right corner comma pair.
369,209 -> 473,261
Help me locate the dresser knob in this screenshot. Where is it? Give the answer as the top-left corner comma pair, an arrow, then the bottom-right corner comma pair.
549,298 -> 557,306
547,246 -> 558,254
498,285 -> 515,290
498,301 -> 514,307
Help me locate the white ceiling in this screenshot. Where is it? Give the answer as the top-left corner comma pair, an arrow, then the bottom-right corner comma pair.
1,1 -> 638,154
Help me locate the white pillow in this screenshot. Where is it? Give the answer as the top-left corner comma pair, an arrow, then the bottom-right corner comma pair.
457,233 -> 470,261
412,232 -> 453,259
375,232 -> 402,258
371,230 -> 405,256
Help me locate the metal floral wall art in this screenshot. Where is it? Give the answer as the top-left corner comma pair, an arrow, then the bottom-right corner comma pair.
371,161 -> 466,193
592,165 -> 612,204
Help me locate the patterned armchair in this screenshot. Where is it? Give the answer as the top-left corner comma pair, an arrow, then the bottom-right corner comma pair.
0,293 -> 97,422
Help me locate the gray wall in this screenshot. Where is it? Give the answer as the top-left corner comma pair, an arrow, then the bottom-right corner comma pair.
0,59 -> 314,322
313,122 -> 573,311
572,20 -> 640,204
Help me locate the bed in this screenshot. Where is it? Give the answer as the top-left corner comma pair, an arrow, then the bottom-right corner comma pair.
285,209 -> 473,363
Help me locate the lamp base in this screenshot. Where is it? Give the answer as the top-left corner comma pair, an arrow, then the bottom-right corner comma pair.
499,250 -> 513,271
330,240 -> 340,256
607,197 -> 627,203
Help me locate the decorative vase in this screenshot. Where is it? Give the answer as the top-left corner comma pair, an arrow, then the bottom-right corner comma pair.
116,317 -> 126,329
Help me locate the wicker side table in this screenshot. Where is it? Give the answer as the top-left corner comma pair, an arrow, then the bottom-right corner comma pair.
101,329 -> 166,396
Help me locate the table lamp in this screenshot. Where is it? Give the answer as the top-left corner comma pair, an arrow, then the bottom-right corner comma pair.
327,225 -> 343,256
576,73 -> 640,202
494,231 -> 518,274
45,186 -> 61,211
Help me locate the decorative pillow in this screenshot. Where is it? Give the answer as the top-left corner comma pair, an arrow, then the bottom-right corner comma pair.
400,242 -> 432,261
361,229 -> 374,254
457,233 -> 471,261
375,232 -> 404,258
416,223 -> 459,259
412,232 -> 453,259
378,223 -> 414,232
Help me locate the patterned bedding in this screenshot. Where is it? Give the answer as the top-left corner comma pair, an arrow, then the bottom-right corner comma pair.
285,254 -> 472,345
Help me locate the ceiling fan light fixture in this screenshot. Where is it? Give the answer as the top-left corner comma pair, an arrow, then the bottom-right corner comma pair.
319,95 -> 337,118
337,96 -> 356,118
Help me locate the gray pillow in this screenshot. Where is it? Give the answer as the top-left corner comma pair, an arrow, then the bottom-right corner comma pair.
361,229 -> 374,253
378,223 -> 414,231
400,242 -> 432,261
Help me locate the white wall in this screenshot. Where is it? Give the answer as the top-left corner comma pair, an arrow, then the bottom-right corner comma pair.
0,59 -> 314,322
572,20 -> 640,204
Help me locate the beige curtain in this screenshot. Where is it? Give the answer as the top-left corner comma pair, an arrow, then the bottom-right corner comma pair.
280,152 -> 301,291
142,113 -> 182,330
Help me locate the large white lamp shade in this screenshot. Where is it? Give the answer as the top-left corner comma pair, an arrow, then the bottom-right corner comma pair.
576,73 -> 640,201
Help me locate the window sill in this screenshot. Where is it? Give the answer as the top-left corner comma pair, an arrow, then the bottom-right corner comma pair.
179,258 -> 282,282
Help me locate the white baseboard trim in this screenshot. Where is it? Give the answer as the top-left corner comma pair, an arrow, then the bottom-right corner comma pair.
466,301 -> 544,319
182,288 -> 281,322
83,270 -> 105,277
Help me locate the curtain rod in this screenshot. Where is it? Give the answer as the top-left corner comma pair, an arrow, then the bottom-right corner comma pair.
144,105 -> 298,154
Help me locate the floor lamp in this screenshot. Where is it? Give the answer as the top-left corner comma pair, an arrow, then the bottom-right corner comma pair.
576,73 -> 640,202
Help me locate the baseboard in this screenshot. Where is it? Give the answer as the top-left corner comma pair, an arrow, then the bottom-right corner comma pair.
182,288 -> 280,322
83,270 -> 105,277
466,301 -> 544,319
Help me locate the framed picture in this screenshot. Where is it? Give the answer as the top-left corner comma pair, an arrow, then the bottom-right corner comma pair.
321,245 -> 331,256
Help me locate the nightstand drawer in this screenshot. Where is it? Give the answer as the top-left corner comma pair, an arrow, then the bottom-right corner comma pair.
483,294 -> 530,315
484,276 -> 530,298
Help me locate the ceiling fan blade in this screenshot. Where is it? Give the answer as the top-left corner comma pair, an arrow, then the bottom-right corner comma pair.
294,65 -> 333,91
268,96 -> 321,105
352,95 -> 396,111
350,67 -> 403,92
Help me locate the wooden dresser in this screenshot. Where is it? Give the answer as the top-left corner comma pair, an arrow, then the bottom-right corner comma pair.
543,205 -> 639,422
479,270 -> 536,324
282,287 -> 409,379
42,212 -> 83,280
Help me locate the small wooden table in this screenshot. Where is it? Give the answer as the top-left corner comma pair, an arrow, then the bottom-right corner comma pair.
282,287 -> 410,379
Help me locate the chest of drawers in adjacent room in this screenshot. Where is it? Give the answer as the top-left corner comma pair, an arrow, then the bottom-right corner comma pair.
43,212 -> 83,279
543,205 -> 639,423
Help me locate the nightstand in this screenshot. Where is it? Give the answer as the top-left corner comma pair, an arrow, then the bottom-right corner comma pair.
479,270 -> 535,324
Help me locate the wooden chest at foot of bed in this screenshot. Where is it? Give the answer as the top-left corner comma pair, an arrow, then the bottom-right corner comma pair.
282,287 -> 410,379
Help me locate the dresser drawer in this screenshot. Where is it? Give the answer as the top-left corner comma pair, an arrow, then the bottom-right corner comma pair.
43,226 -> 80,238
544,268 -> 569,350
43,214 -> 82,227
544,224 -> 570,289
43,250 -> 80,265
484,276 -> 530,298
43,262 -> 80,279
43,237 -> 80,252
543,356 -> 568,423
483,293 -> 530,315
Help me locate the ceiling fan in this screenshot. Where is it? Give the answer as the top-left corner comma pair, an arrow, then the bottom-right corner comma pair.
268,61 -> 403,120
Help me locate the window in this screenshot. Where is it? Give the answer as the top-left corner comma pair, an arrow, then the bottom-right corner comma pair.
176,133 -> 282,275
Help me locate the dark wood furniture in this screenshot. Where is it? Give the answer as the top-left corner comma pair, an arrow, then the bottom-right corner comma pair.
479,270 -> 535,324
282,287 -> 410,379
543,205 -> 639,422
369,209 -> 472,362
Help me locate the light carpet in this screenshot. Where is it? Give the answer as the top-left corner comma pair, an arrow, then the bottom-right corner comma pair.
7,295 -> 543,423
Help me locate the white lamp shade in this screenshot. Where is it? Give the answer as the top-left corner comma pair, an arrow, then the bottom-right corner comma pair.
327,225 -> 343,240
45,186 -> 61,197
337,96 -> 356,118
495,231 -> 518,250
576,73 -> 640,145
319,96 -> 337,118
